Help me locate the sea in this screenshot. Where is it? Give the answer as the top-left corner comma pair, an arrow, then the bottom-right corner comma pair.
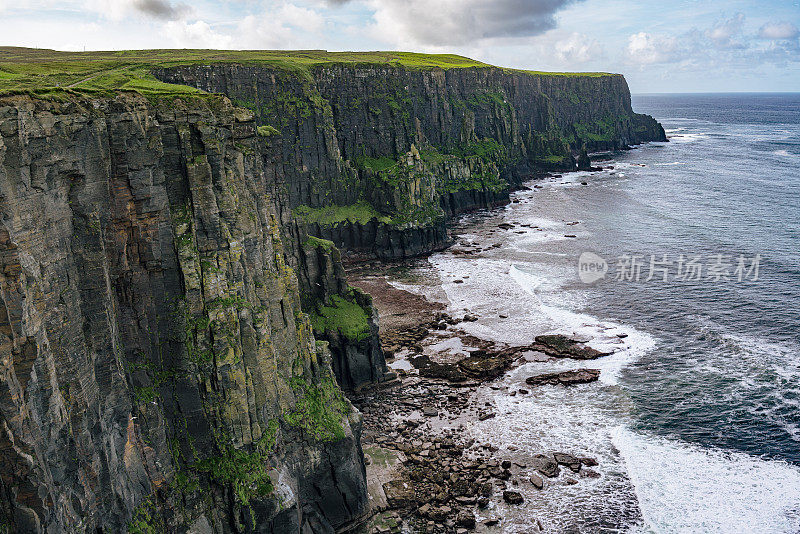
386,93 -> 800,533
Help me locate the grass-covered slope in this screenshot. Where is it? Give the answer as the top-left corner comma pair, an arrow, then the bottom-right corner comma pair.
0,46 -> 612,97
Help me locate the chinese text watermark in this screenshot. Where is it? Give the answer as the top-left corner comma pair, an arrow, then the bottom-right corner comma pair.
578,252 -> 760,284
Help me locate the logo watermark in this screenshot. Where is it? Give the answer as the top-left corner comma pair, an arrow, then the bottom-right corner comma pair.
578,252 -> 609,284
577,252 -> 761,284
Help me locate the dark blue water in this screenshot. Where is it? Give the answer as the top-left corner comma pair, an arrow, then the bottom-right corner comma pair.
611,93 -> 800,463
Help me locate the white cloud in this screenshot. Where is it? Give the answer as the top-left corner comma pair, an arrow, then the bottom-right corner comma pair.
759,21 -> 799,40
275,3 -> 325,34
163,20 -> 233,48
226,3 -> 328,49
155,2 -> 329,50
625,32 -> 679,65
553,32 -> 602,63
705,12 -> 745,49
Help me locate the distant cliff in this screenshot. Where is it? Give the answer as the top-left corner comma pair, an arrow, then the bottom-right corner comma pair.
157,64 -> 665,258
0,49 -> 665,534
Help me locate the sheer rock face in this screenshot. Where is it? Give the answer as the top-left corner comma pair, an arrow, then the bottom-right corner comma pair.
156,65 -> 665,259
0,94 -> 367,533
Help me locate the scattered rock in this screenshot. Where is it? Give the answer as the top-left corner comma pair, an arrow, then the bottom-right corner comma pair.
502,490 -> 524,505
579,457 -> 598,467
526,368 -> 601,387
580,469 -> 601,479
553,452 -> 581,472
532,334 -> 612,360
529,473 -> 544,489
458,353 -> 513,380
455,511 -> 476,529
531,454 -> 560,478
422,406 -> 438,417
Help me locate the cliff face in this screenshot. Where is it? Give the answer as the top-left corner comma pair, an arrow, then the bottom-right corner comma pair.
0,94 -> 368,533
155,65 -> 665,259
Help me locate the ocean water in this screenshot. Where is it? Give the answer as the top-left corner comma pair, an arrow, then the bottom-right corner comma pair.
394,94 -> 800,532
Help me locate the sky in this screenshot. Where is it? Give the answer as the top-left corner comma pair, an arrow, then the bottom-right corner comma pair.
1,0 -> 799,92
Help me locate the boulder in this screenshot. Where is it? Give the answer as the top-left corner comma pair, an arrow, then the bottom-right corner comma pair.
383,479 -> 415,508
410,354 -> 466,382
502,491 -> 524,505
455,511 -> 476,529
553,452 -> 581,472
457,353 -> 512,380
532,334 -> 612,360
531,454 -> 560,478
526,368 -> 600,387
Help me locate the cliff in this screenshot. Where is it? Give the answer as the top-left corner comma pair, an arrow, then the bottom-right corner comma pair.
0,48 -> 666,533
0,93 -> 369,533
155,63 -> 665,258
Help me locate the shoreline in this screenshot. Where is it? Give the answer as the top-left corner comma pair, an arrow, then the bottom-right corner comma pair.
345,193 -> 623,534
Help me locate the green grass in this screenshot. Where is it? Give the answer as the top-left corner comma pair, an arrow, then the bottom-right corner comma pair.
194,420 -> 279,506
293,202 -> 391,227
573,117 -> 617,142
540,154 -> 569,163
303,235 -> 336,253
356,155 -> 398,172
0,46 -> 617,98
285,375 -> 350,441
309,295 -> 371,342
256,125 -> 279,137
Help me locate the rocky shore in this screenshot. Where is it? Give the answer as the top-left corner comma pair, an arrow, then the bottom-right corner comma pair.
347,264 -> 613,533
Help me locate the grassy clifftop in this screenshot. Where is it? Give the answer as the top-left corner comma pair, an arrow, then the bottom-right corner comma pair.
0,46 -> 614,97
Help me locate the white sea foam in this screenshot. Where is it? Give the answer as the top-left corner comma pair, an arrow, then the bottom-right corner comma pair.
667,132 -> 707,144
773,149 -> 795,158
509,265 -> 656,385
614,427 -> 800,534
386,279 -> 431,297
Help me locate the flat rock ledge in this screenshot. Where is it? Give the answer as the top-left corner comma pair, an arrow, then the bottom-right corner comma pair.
531,334 -> 612,360
526,368 -> 601,387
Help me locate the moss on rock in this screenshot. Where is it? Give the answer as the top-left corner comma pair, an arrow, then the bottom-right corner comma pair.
309,295 -> 371,342
284,376 -> 350,441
